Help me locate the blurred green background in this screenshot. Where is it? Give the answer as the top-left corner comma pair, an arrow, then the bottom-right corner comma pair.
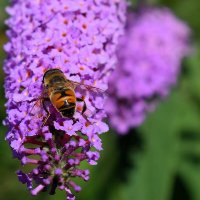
1,0 -> 200,200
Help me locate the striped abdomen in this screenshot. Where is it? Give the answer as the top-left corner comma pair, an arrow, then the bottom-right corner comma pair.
50,88 -> 76,118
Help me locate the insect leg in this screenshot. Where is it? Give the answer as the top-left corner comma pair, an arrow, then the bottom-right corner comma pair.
41,98 -> 51,127
14,97 -> 39,104
76,98 -> 87,115
76,97 -> 93,125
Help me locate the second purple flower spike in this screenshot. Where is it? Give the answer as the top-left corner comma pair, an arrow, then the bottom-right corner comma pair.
106,7 -> 192,134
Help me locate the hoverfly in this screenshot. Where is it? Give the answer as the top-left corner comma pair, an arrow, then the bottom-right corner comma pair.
17,68 -> 104,127
42,68 -> 88,125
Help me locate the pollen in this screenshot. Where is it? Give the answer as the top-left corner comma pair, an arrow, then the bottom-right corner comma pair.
77,105 -> 83,113
42,68 -> 47,73
33,76 -> 39,82
62,32 -> 67,37
57,47 -> 63,52
24,91 -> 29,96
82,24 -> 87,29
63,20 -> 68,25
26,70 -> 31,78
92,137 -> 96,143
93,81 -> 97,86
79,66 -> 85,70
85,121 -> 90,127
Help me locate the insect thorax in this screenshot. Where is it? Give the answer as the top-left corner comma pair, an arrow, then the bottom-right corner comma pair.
43,69 -> 67,88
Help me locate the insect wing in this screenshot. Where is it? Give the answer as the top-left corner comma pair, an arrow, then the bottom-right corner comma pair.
70,80 -> 106,94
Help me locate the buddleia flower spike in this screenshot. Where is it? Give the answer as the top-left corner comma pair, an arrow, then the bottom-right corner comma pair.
4,0 -> 127,199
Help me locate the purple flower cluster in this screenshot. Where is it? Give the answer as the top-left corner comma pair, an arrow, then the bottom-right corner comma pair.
106,8 -> 191,134
4,0 -> 126,199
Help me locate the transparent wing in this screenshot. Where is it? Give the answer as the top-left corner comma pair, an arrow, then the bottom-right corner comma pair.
69,80 -> 106,94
